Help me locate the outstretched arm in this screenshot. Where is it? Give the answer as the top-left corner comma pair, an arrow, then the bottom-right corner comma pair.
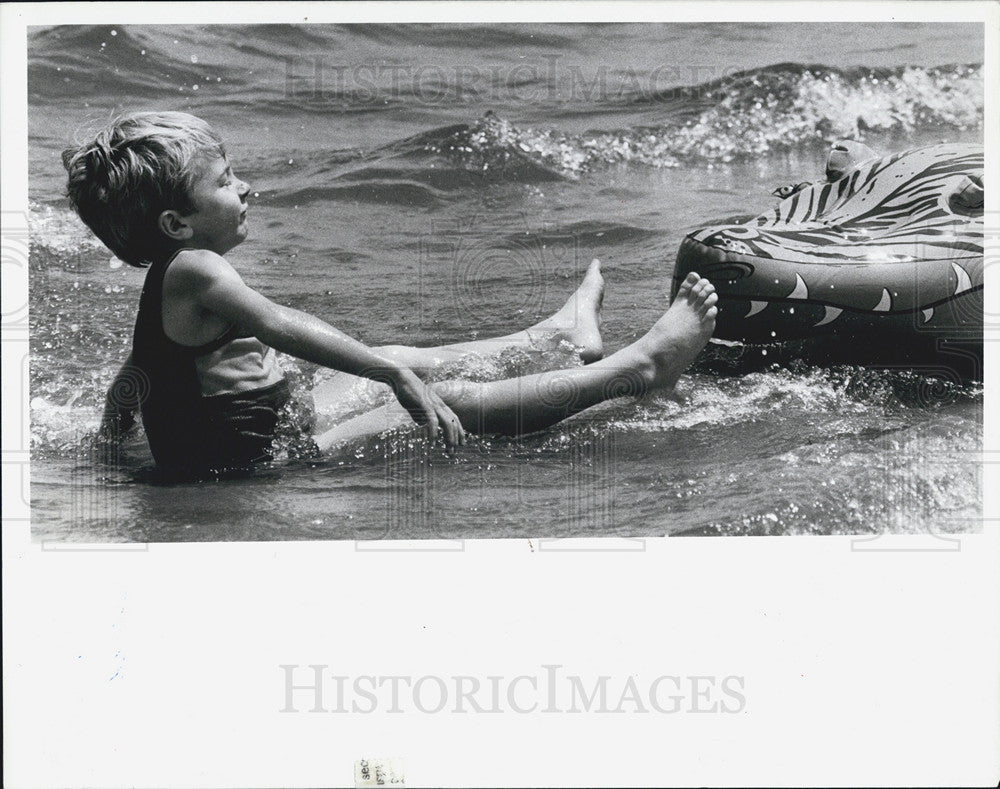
176,250 -> 465,447
98,353 -> 139,443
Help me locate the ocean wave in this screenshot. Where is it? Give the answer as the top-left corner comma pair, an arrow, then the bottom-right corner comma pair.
433,63 -> 982,173
344,23 -> 579,50
498,222 -> 659,247
270,181 -> 447,208
29,25 -> 241,101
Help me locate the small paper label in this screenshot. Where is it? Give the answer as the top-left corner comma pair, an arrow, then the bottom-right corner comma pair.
355,757 -> 405,787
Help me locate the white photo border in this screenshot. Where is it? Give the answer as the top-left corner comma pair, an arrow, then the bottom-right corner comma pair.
3,2 -> 999,787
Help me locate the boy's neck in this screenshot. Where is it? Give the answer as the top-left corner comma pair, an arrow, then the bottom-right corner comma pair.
154,240 -> 204,264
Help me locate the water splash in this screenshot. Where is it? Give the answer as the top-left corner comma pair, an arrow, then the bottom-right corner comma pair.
555,364 -> 980,436
435,63 -> 983,174
29,201 -> 105,260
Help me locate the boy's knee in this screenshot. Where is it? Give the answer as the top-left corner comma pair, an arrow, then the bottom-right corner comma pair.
377,344 -> 408,359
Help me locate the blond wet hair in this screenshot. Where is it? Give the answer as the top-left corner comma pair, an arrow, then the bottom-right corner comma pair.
63,111 -> 226,266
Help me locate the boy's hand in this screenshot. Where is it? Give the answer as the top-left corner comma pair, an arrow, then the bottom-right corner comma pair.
389,367 -> 465,448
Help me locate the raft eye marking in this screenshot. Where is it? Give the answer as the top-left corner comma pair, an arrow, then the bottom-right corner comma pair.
874,288 -> 892,312
922,308 -> 934,324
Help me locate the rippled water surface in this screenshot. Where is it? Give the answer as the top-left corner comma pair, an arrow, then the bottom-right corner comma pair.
27,23 -> 983,541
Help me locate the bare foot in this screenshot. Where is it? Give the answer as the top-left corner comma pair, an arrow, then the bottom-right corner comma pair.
529,258 -> 605,363
630,272 -> 717,393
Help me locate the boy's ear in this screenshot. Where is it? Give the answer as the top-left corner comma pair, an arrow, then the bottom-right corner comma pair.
157,210 -> 193,241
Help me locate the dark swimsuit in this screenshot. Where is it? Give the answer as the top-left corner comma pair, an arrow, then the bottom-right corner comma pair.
131,250 -> 290,476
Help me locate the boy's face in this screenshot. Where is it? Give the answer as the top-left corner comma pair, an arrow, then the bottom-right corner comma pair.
180,154 -> 251,255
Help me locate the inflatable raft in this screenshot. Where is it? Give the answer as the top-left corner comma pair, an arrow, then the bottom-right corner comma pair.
673,142 -> 984,344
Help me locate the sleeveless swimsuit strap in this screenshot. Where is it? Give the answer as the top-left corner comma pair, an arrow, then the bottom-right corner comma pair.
151,249 -> 242,357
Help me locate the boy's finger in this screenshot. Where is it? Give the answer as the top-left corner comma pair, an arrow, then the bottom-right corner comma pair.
448,413 -> 464,447
426,392 -> 451,442
439,401 -> 464,447
438,407 -> 456,447
424,411 -> 439,440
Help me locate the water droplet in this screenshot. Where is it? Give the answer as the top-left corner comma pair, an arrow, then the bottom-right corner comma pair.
192,84 -> 199,91
110,29 -> 117,36
70,323 -> 79,332
252,191 -> 260,198
140,49 -> 146,55
190,54 -> 198,63
288,158 -> 294,165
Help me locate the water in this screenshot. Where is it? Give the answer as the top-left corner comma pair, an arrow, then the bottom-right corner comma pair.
27,23 -> 984,541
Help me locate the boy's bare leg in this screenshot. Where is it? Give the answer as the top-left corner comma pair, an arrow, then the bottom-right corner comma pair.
384,257 -> 606,368
314,274 -> 716,450
311,259 -> 604,415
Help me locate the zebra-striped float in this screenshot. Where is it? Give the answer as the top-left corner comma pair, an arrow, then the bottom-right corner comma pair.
674,142 -> 984,344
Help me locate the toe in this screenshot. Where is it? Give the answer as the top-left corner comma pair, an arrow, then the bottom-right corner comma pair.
676,271 -> 699,298
692,278 -> 712,303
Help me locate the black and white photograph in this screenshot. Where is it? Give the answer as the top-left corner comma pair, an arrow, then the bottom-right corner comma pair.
3,1 -> 998,787
22,12 -> 989,542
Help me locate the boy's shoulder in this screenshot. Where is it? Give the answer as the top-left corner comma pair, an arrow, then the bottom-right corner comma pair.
167,248 -> 242,287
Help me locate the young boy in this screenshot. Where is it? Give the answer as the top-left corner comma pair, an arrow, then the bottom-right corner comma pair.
64,111 -> 717,477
